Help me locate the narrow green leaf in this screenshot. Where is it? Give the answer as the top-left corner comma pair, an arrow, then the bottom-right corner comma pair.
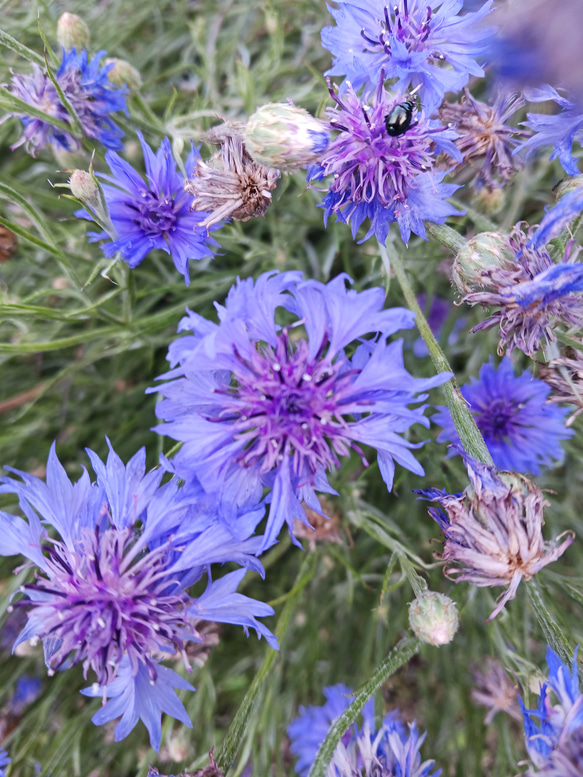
307,638 -> 420,777
0,87 -> 73,136
0,28 -> 44,65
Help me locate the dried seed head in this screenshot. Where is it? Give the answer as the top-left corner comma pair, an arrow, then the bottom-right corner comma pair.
0,226 -> 18,262
417,453 -> 575,621
184,135 -> 280,228
294,498 -> 344,551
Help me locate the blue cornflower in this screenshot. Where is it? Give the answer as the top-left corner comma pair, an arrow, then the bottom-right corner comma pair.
150,271 -> 451,551
0,752 -> 9,777
433,358 -> 573,475
289,685 -> 440,777
4,47 -> 127,155
321,0 -> 493,114
515,86 -> 583,176
0,442 -> 276,751
462,224 -> 583,357
529,185 -> 583,251
416,453 -> 575,620
77,133 -> 220,285
521,646 -> 583,776
311,76 -> 463,244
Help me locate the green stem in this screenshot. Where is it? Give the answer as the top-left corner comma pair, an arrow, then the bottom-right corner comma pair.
215,553 -> 317,775
379,239 -> 494,466
526,582 -> 573,665
307,638 -> 420,777
425,221 -> 466,253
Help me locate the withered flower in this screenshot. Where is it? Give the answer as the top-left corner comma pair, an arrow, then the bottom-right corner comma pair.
0,226 -> 18,262
439,87 -> 527,189
148,752 -> 224,777
416,453 -> 574,621
472,657 -> 521,724
293,498 -> 345,551
539,346 -> 583,424
184,135 -> 280,228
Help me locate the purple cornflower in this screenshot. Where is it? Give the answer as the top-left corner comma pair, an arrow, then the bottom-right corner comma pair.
462,224 -> 583,357
321,0 -> 493,114
0,442 -> 276,750
515,86 -> 583,176
312,76 -> 463,244
529,185 -> 583,251
521,646 -> 583,777
77,133 -> 219,285
4,47 -> 127,155
417,453 -> 575,620
151,271 -> 451,551
433,358 -> 573,475
289,685 -> 440,777
438,87 -> 527,189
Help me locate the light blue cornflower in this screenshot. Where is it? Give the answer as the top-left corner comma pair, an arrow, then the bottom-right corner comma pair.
521,646 -> 583,776
4,47 -> 127,155
0,752 -> 9,777
150,271 -> 451,552
321,0 -> 493,114
77,133 -> 220,284
311,76 -> 463,245
515,86 -> 583,176
288,685 -> 440,777
0,442 -> 276,751
433,358 -> 573,475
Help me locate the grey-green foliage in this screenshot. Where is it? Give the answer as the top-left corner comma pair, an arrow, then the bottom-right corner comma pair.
0,1 -> 582,777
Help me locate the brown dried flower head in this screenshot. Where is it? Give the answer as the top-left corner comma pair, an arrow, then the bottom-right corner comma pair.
294,498 -> 345,551
472,657 -> 521,724
417,453 -> 575,621
0,225 -> 18,262
184,133 -> 280,229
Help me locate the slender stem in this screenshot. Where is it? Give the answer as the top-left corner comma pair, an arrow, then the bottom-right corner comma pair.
379,239 -> 494,466
527,581 -> 573,666
307,638 -> 421,777
215,553 -> 317,775
425,221 -> 466,253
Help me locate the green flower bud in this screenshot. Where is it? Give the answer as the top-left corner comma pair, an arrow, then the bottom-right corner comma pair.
451,232 -> 513,294
56,13 -> 90,52
408,591 -> 459,646
105,58 -> 142,92
244,102 -> 330,171
474,186 -> 506,216
554,174 -> 583,201
69,170 -> 100,209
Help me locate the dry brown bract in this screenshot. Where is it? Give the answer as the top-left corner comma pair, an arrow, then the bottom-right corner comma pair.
184,135 -> 280,229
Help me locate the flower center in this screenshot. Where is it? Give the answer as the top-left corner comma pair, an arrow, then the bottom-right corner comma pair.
220,329 -> 368,477
134,191 -> 178,237
476,399 -> 519,442
15,526 -> 190,686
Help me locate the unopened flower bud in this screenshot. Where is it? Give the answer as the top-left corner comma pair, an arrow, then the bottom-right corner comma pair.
553,174 -> 583,201
56,12 -> 90,52
451,231 -> 513,294
474,186 -> 506,216
105,58 -> 142,92
244,102 -> 330,171
0,226 -> 18,262
69,170 -> 100,210
408,591 -> 459,646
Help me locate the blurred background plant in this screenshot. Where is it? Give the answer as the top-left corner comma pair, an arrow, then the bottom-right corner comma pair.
0,1 -> 582,776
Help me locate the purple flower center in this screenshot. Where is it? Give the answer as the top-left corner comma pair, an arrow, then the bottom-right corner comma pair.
133,191 -> 179,238
360,2 -> 440,60
15,525 -> 192,686
217,328 -> 368,477
474,398 -> 521,442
